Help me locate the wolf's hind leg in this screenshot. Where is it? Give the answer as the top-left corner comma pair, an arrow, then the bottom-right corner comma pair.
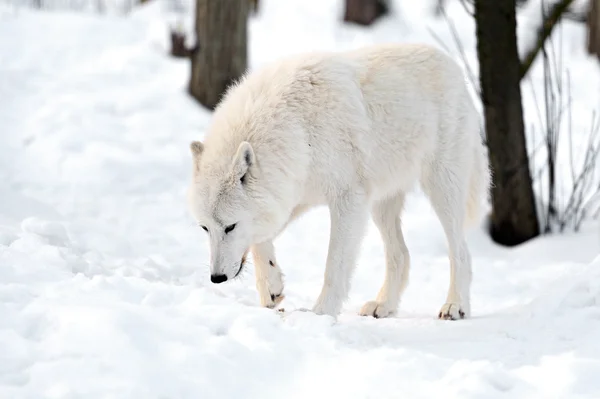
421,161 -> 472,320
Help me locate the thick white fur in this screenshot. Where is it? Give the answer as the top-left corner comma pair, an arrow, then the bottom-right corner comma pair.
187,43 -> 490,320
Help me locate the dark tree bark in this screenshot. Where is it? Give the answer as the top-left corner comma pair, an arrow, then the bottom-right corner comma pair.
343,0 -> 388,26
588,0 -> 600,61
249,0 -> 259,13
189,0 -> 248,110
475,0 -> 540,246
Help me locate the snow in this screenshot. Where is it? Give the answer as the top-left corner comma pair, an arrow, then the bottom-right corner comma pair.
1,0 -> 600,397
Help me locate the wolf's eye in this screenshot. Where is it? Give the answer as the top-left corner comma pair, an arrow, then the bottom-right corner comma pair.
224,223 -> 237,234
200,225 -> 208,232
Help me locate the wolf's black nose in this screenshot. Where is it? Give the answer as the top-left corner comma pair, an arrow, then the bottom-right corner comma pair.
210,274 -> 228,284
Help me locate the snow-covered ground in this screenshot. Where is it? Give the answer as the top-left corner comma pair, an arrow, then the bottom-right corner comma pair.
1,0 -> 600,397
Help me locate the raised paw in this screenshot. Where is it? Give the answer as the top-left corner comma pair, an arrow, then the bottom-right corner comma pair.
438,302 -> 466,320
268,292 -> 285,308
256,264 -> 285,309
258,288 -> 285,309
359,300 -> 395,319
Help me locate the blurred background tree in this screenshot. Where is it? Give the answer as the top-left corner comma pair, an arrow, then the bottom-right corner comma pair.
474,0 -> 540,246
188,0 -> 249,110
343,0 -> 389,26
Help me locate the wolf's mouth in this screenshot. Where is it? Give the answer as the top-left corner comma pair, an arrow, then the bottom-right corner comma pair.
234,261 -> 244,278
234,251 -> 248,279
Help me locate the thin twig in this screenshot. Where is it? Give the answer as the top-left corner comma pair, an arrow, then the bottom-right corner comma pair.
458,0 -> 474,17
438,5 -> 481,98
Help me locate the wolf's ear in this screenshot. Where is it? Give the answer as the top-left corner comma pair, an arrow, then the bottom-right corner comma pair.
190,141 -> 204,171
231,141 -> 255,185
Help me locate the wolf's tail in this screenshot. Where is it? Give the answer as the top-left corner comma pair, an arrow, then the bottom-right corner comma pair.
464,129 -> 492,229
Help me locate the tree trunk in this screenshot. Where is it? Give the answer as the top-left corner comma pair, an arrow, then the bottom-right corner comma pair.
189,0 -> 248,110
475,0 -> 540,246
588,0 -> 600,61
343,0 -> 388,26
249,0 -> 259,13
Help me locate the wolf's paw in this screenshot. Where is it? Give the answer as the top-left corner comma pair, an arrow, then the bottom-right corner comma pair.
267,292 -> 285,308
311,297 -> 340,317
257,267 -> 285,309
438,302 -> 466,320
259,288 -> 285,309
359,300 -> 396,318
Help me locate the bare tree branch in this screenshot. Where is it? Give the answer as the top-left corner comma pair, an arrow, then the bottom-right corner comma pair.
520,0 -> 575,80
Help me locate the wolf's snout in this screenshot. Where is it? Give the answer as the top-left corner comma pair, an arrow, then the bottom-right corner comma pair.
210,274 -> 228,284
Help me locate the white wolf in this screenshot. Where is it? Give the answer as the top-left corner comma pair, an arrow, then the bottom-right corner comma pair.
186,43 -> 490,320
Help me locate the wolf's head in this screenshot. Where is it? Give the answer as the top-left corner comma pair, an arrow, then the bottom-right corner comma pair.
186,140 -> 283,284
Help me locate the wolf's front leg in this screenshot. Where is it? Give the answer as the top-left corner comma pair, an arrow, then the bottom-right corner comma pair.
251,241 -> 285,308
312,191 -> 369,317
